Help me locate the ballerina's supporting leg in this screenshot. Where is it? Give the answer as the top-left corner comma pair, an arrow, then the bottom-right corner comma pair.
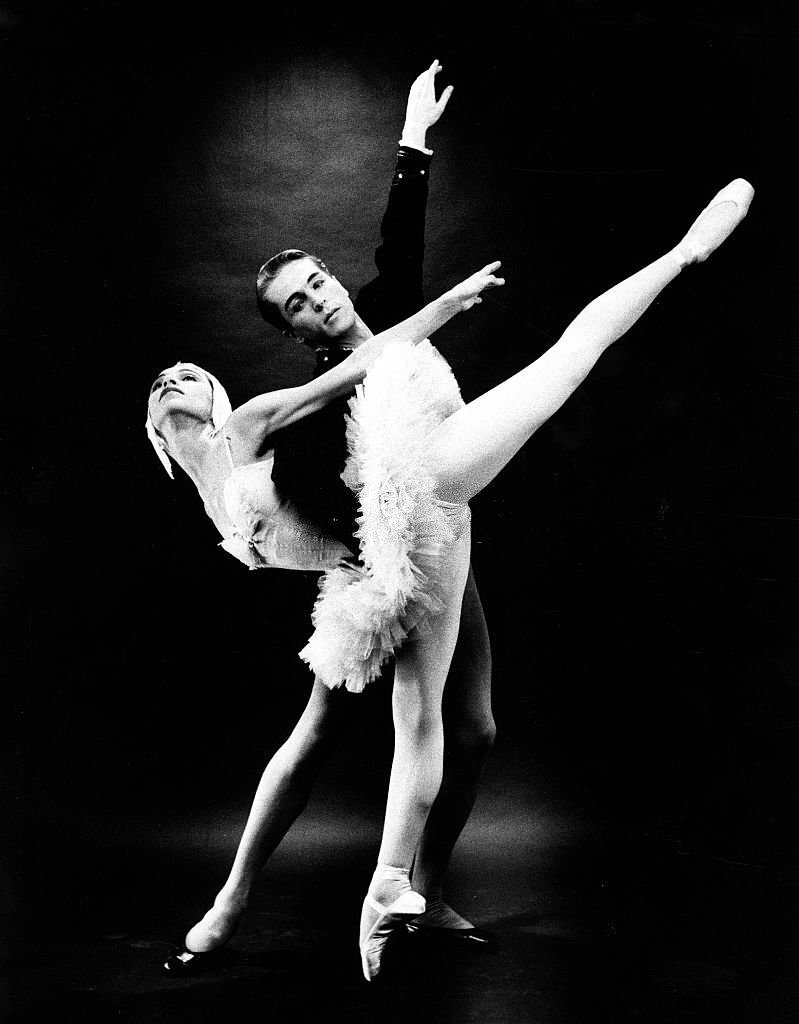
178,681 -> 348,957
359,524 -> 472,980
378,526 -> 473,869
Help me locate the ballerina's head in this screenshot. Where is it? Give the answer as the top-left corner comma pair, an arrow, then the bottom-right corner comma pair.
145,362 -> 232,478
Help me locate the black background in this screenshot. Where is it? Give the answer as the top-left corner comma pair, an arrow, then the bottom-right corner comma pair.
3,1 -> 799,1018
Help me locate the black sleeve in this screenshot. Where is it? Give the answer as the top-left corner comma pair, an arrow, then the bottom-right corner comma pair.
354,145 -> 433,331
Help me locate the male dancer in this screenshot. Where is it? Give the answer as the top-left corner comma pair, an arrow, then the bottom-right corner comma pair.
168,61 -> 494,977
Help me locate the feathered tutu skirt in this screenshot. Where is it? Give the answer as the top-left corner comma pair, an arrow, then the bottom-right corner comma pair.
299,340 -> 470,693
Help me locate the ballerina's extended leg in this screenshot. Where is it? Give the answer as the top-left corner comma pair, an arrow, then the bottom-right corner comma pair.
428,178 -> 754,507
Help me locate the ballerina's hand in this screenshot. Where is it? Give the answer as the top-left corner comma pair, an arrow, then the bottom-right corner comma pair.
447,261 -> 505,311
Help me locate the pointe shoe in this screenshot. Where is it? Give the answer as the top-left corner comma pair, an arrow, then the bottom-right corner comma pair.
359,889 -> 426,982
675,178 -> 755,267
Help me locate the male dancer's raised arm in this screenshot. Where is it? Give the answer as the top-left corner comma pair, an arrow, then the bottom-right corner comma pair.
264,60 -> 453,542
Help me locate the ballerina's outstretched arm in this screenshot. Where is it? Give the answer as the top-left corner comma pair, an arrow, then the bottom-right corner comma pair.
230,262 -> 504,449
428,179 -> 755,506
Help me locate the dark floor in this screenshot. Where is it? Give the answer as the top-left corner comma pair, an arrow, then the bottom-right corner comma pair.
5,745 -> 799,1024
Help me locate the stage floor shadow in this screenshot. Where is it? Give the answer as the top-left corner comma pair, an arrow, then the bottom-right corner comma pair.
6,760 -> 799,1024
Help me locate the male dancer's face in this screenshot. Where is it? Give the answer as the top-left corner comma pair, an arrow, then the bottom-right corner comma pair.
264,256 -> 357,344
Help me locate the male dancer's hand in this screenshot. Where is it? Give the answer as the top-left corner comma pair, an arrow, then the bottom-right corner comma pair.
445,261 -> 505,311
399,59 -> 454,154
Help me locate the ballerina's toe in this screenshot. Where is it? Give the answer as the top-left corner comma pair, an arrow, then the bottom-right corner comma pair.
359,890 -> 426,982
676,177 -> 755,266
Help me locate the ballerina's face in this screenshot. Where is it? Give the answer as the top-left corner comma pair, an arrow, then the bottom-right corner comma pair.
264,256 -> 357,342
148,364 -> 213,433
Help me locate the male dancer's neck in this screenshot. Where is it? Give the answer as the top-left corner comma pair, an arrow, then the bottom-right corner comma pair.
318,314 -> 374,351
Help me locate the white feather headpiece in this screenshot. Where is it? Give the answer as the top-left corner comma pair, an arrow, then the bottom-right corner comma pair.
145,362 -> 232,479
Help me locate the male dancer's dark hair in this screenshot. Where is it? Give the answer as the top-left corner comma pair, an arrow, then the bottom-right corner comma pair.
255,249 -> 331,333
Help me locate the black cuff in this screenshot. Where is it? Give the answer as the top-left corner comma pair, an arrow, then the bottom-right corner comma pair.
393,146 -> 433,185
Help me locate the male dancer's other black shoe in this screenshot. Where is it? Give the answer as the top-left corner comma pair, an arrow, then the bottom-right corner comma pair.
163,943 -> 242,974
405,922 -> 496,949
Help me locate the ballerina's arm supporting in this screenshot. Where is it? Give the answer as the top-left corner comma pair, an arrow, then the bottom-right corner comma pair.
230,261 -> 504,449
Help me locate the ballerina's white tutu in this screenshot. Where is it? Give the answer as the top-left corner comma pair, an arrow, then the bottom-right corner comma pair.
299,339 -> 470,693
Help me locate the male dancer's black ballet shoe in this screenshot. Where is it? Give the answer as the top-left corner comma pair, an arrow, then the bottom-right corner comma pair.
405,921 -> 497,949
162,943 -> 240,974
164,897 -> 247,975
